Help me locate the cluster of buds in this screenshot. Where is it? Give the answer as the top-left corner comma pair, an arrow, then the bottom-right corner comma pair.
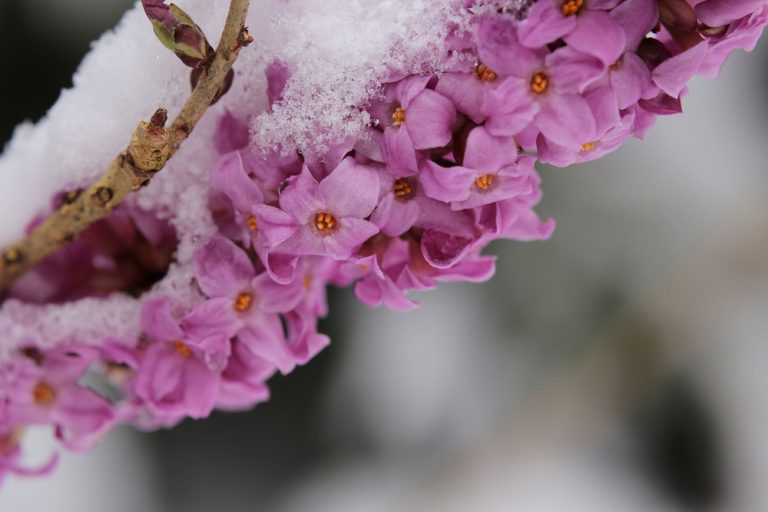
0,0 -> 765,483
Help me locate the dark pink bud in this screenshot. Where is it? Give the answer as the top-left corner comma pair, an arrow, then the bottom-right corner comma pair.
637,38 -> 671,69
639,93 -> 683,115
658,0 -> 698,31
141,0 -> 212,68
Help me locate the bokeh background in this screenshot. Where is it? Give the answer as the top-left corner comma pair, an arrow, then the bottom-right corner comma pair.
2,1 -> 768,510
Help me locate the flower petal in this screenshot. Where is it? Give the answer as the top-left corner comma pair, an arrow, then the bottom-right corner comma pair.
319,157 -> 380,218
210,151 -> 264,213
564,11 -> 626,66
322,218 -> 380,259
535,93 -> 597,148
141,298 -> 183,341
406,90 -> 456,150
462,126 -> 519,172
194,236 -> 254,298
382,125 -> 419,175
278,165 -> 325,222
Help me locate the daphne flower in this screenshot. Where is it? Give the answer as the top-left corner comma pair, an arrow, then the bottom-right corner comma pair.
210,150 -> 299,283
7,347 -> 115,446
194,236 -> 313,374
468,22 -> 605,147
273,158 -> 380,261
369,75 -> 457,175
133,298 -> 231,423
420,126 -> 534,210
517,0 -> 627,65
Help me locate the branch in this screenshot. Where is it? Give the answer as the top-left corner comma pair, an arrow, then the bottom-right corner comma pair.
0,0 -> 252,292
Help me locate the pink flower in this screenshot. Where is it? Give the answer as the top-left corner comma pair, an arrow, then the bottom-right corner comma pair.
518,0 -> 627,65
369,76 -> 457,175
133,298 -> 230,423
193,236 -> 321,374
273,158 -> 380,261
420,126 -> 535,210
7,347 -> 115,447
210,150 -> 299,283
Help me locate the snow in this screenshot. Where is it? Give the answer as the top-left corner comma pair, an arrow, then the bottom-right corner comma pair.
252,0 -> 459,152
0,0 -> 462,356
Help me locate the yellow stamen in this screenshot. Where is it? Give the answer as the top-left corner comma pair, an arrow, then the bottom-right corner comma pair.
315,212 -> 337,233
303,275 -> 313,290
394,179 -> 413,198
33,382 -> 56,406
475,174 -> 495,191
580,142 -> 596,152
561,0 -> 583,16
530,72 -> 549,94
173,341 -> 192,358
475,63 -> 498,82
234,292 -> 253,312
392,107 -> 407,127
246,216 -> 258,232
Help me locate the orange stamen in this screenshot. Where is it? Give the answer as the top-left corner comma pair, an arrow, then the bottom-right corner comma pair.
234,292 -> 253,312
173,341 -> 192,358
530,72 -> 549,94
392,107 -> 406,127
394,179 -> 413,198
475,174 -> 495,191
33,382 -> 56,406
475,63 -> 498,82
315,212 -> 337,233
561,0 -> 583,16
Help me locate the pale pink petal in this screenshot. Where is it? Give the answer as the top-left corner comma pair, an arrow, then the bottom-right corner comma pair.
319,158 -> 380,218
406,90 -> 456,150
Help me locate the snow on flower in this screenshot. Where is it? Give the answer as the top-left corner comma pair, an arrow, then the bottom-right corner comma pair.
0,0 -> 766,481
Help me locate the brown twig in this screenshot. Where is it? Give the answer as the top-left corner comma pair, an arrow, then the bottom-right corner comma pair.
0,0 -> 251,292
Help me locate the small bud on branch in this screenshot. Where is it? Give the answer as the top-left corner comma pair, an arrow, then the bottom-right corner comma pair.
0,0 -> 251,291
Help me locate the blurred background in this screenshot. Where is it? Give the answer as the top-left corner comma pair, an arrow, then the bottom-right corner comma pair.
2,1 -> 768,510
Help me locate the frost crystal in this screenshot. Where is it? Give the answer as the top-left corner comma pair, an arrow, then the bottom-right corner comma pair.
252,0 -> 461,152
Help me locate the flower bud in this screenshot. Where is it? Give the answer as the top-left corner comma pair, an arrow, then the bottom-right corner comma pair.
141,0 -> 213,68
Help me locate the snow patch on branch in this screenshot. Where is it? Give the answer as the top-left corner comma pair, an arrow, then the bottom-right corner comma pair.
253,0 -> 460,152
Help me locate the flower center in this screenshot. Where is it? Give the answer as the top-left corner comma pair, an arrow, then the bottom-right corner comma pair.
246,216 -> 258,232
475,174 -> 495,191
173,341 -> 192,358
530,72 -> 549,94
392,107 -> 407,127
33,381 -> 56,406
303,274 -> 313,290
580,142 -> 596,152
394,179 -> 414,199
234,291 -> 253,312
315,212 -> 337,233
475,63 -> 498,82
561,0 -> 583,16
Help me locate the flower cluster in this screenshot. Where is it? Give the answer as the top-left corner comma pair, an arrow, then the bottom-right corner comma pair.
1,0 -> 766,483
